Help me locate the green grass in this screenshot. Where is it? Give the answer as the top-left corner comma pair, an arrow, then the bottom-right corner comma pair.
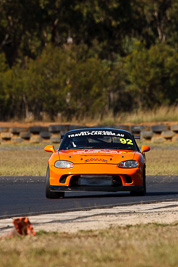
0,224 -> 178,267
0,143 -> 178,175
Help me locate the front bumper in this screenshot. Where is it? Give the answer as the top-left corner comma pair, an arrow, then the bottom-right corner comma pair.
49,163 -> 143,190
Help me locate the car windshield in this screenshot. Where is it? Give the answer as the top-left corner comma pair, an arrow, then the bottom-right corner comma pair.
59,129 -> 137,151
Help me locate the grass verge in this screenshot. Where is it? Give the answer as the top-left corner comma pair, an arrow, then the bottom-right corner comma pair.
0,148 -> 48,176
0,223 -> 178,267
0,143 -> 178,176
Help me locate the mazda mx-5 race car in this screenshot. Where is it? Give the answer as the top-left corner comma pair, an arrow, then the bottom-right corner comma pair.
44,128 -> 150,198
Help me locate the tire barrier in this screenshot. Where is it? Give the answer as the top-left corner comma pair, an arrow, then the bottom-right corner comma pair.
10,127 -> 28,134
68,124 -> 88,131
98,125 -> 130,131
29,126 -> 48,133
151,124 -> 169,133
161,130 -> 175,139
130,125 -> 148,134
11,137 -> 23,143
40,131 -> 51,139
140,131 -> 154,140
1,132 -> 12,140
49,124 -> 69,134
50,136 -> 61,143
20,131 -> 31,140
0,123 -> 178,143
171,125 -> 178,132
30,136 -> 43,143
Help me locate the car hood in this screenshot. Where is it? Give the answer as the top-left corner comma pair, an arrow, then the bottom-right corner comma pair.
58,149 -> 136,164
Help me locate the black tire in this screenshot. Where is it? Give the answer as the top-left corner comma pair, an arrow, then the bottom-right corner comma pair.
130,125 -> 147,134
151,125 -> 168,133
45,166 -> 65,199
20,132 -> 31,139
141,131 -> 154,140
48,125 -> 69,133
40,131 -> 51,139
10,127 -> 28,134
171,125 -> 178,132
29,126 -> 47,134
130,168 -> 146,196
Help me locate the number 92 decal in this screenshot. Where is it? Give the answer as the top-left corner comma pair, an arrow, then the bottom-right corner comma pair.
120,138 -> 133,145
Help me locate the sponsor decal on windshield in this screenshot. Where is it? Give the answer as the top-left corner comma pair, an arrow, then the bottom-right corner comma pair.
72,149 -> 127,155
68,130 -> 125,138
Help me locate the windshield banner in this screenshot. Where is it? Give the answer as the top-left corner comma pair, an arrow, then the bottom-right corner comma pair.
68,130 -> 125,138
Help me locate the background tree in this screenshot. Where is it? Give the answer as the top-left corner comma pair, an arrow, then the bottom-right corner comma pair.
0,0 -> 177,121
124,42 -> 178,109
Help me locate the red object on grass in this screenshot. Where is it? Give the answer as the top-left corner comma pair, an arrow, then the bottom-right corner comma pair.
13,217 -> 36,236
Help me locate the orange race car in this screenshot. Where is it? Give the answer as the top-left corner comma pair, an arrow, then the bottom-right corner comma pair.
44,128 -> 150,198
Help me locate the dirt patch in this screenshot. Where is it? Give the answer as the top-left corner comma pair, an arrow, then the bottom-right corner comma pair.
0,201 -> 177,236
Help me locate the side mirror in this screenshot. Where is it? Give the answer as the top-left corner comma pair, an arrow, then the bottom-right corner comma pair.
44,145 -> 55,153
140,145 -> 150,154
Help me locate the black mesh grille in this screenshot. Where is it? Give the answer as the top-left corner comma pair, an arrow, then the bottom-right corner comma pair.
60,175 -> 68,183
69,175 -> 122,186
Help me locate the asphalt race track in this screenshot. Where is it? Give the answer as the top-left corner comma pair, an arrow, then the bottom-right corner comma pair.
0,175 -> 178,218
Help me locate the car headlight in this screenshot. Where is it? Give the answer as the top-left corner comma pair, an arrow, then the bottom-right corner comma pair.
118,160 -> 138,168
54,160 -> 74,168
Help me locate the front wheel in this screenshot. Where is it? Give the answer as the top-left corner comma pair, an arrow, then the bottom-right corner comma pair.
130,168 -> 146,196
45,166 -> 65,199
